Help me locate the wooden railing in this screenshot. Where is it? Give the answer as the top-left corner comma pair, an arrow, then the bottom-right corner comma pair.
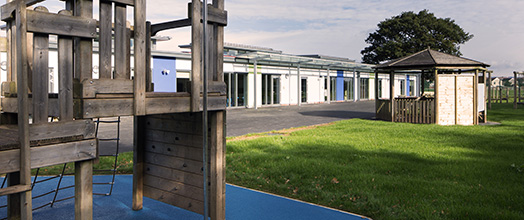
394,97 -> 435,124
376,99 -> 392,121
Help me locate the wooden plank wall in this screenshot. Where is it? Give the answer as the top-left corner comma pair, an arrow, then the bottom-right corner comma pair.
142,112 -> 205,214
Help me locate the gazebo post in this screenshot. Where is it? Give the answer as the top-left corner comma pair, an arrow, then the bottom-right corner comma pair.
514,71 -> 518,109
389,70 -> 395,122
488,71 -> 492,110
474,69 -> 479,125
434,68 -> 438,124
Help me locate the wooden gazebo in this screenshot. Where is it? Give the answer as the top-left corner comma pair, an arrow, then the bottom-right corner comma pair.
375,49 -> 490,125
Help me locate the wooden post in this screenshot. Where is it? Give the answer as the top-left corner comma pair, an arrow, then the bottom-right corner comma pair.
146,21 -> 152,92
474,70 -> 479,124
514,72 -> 518,109
488,71 -> 492,110
134,0 -> 146,115
389,70 -> 394,122
114,3 -> 128,79
132,116 -> 146,210
191,0 -> 202,112
434,69 -> 439,124
214,0 -> 224,82
73,0 -> 93,82
454,75 -> 458,125
75,160 -> 93,220
58,10 -> 74,121
15,2 -> 32,219
209,111 -> 226,220
98,1 -> 112,79
32,6 -> 50,124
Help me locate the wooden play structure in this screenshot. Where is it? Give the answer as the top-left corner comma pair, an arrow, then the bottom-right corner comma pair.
0,0 -> 227,219
375,49 -> 490,125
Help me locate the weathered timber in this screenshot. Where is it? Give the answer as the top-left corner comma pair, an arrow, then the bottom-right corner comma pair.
188,2 -> 227,26
26,10 -> 96,38
144,152 -> 203,175
32,6 -> 50,124
133,115 -> 146,210
101,0 -> 134,6
114,3 -> 129,79
1,0 -> 44,21
209,110 -> 226,220
133,0 -> 146,115
58,10 -> 74,120
75,78 -> 133,98
144,185 -> 204,214
75,160 -> 93,220
0,138 -> 97,174
144,175 -> 204,201
0,184 -> 31,197
190,0 -> 202,112
73,0 -> 93,82
98,1 -> 112,79
144,140 -> 203,162
14,2 -> 33,218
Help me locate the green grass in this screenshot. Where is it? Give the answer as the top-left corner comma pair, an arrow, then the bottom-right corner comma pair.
226,103 -> 524,219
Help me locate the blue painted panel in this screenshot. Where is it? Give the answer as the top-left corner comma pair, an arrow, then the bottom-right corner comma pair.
152,56 -> 177,92
336,70 -> 344,101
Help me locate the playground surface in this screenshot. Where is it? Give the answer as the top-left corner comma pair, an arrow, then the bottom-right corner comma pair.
1,175 -> 370,220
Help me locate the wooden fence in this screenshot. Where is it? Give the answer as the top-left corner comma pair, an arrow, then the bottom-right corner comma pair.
393,97 -> 435,124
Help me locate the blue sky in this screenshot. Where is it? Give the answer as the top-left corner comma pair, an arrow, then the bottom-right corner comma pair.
36,0 -> 524,76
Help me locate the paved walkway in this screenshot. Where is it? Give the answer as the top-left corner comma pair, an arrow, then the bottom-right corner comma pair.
226,101 -> 375,137
97,101 -> 375,153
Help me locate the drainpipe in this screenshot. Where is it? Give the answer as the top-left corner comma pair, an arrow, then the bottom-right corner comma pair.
254,60 -> 257,109
327,67 -> 331,104
298,64 -> 301,106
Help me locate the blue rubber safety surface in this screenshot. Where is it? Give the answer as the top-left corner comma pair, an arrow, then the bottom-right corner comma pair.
1,175 -> 370,220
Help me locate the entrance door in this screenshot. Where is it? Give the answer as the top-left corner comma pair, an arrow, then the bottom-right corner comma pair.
225,73 -> 247,107
262,74 -> 281,105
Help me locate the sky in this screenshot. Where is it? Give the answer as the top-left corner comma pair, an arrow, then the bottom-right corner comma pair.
31,0 -> 524,76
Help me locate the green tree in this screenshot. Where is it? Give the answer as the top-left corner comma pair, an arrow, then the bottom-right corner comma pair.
361,10 -> 473,64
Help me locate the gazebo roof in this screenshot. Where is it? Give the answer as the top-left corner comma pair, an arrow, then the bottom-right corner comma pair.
376,49 -> 490,70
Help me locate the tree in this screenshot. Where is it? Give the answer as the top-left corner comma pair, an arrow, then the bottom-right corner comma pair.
361,10 -> 473,64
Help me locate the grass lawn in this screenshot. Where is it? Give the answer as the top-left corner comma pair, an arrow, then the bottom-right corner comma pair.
226,103 -> 524,219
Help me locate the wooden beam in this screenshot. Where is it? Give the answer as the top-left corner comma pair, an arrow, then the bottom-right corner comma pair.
146,21 -> 152,91
0,184 -> 31,197
98,1 -> 112,79
73,0 -> 93,83
0,139 -> 97,174
75,160 -> 93,220
151,18 -> 191,36
114,3 -> 128,79
32,7 -> 49,124
75,78 -> 133,98
101,0 -> 134,6
1,0 -> 45,21
58,10 -> 74,120
191,0 -> 202,112
26,10 -> 96,38
14,2 -> 32,218
133,0 -> 146,115
188,3 -> 227,26
209,110 -> 226,220
133,116 -> 146,210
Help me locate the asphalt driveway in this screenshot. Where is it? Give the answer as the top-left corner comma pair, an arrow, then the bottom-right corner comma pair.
97,101 -> 375,154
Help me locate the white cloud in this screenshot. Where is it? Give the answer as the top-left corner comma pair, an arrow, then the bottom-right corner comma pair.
9,0 -> 522,76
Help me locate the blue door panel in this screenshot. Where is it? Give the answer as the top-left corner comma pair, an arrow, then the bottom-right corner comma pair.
336,70 -> 344,101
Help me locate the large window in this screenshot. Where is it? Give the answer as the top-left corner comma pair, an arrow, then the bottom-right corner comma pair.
359,78 -> 369,99
262,74 -> 280,105
301,78 -> 307,103
225,72 -> 247,107
400,79 -> 405,96
409,80 -> 415,96
344,78 -> 353,100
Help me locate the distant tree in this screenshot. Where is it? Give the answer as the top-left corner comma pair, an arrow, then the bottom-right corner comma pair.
361,10 -> 473,64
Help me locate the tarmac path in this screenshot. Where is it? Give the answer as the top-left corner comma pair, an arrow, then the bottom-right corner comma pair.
96,101 -> 375,154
